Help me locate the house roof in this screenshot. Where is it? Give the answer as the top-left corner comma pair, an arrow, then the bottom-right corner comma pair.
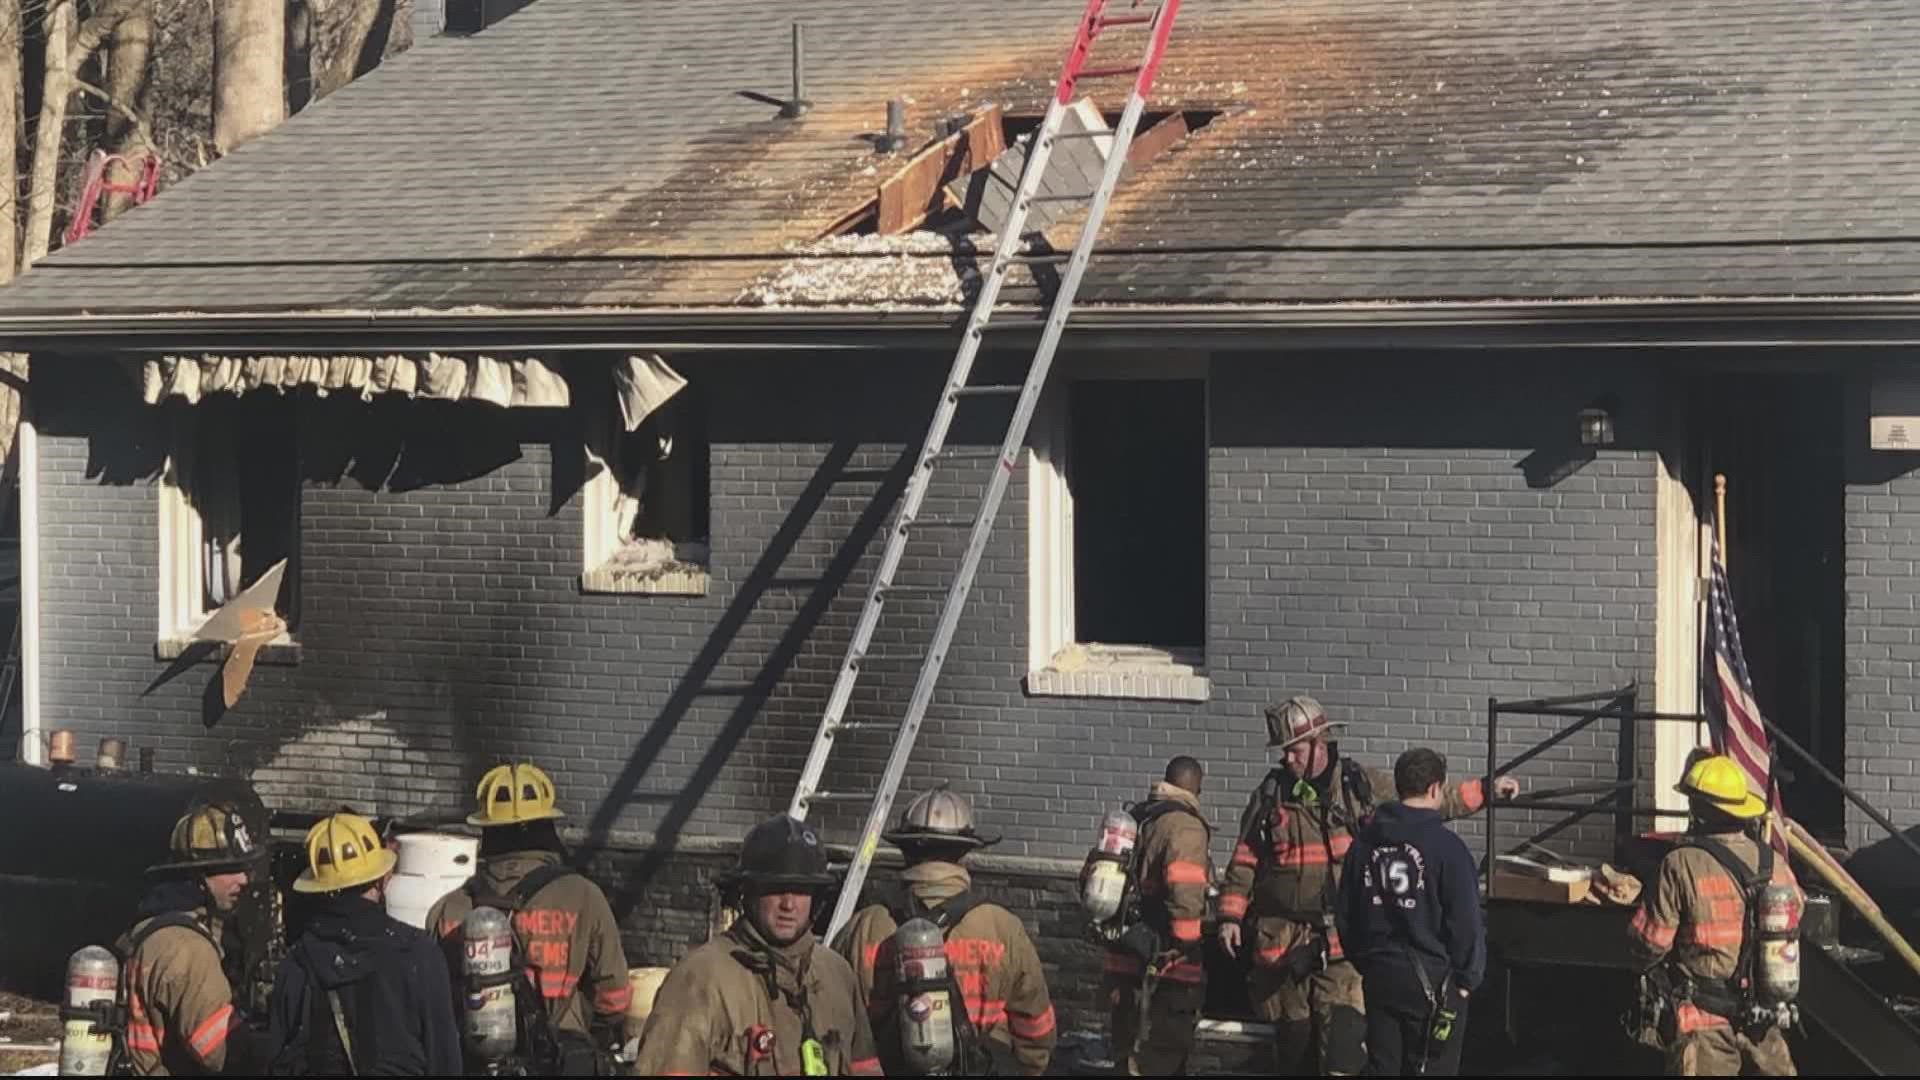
6,0 -> 1920,320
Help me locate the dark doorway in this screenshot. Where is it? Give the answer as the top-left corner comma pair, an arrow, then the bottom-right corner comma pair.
1696,374 -> 1846,835
1070,379 -> 1207,649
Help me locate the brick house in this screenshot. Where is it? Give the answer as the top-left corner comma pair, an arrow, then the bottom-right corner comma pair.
4,0 -> 1919,1037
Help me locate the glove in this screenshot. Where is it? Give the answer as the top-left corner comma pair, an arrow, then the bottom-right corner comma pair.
1282,934 -> 1329,980
1117,921 -> 1163,966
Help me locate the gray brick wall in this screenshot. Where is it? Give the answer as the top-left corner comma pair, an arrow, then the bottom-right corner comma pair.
31,349 -> 1660,1030
1845,369 -> 1920,856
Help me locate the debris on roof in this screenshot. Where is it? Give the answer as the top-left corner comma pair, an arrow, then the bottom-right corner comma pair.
737,232 -> 996,308
877,106 -> 1008,235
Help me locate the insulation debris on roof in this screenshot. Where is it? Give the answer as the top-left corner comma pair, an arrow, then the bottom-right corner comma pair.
737,233 -> 996,308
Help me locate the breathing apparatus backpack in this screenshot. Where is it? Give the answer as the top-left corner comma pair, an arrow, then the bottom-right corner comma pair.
883,891 -> 1013,1077
462,865 -> 606,1076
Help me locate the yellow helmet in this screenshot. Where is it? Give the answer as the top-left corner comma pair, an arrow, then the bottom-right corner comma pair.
293,811 -> 398,895
468,763 -> 564,828
1676,754 -> 1768,820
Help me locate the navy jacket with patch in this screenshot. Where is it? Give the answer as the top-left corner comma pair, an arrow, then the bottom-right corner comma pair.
1336,801 -> 1486,991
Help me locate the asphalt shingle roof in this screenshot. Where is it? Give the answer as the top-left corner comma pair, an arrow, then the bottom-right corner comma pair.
5,0 -> 1920,317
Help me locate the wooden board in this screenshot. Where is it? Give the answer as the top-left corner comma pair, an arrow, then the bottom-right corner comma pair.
877,106 -> 1007,235
1128,110 -> 1191,167
1491,868 -> 1593,904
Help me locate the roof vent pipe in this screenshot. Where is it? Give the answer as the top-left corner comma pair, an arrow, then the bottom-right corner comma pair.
885,100 -> 908,153
780,23 -> 812,118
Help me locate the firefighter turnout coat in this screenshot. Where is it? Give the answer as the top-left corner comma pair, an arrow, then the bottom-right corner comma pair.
1108,782 -> 1213,987
635,918 -> 883,1077
1218,757 -> 1487,970
425,850 -> 632,1038
1628,830 -> 1801,1075
119,906 -> 238,1076
837,860 -> 1057,1075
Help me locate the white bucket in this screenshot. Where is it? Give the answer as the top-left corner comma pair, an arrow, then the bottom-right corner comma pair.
625,967 -> 669,1039
394,832 -> 479,877
384,831 -> 479,930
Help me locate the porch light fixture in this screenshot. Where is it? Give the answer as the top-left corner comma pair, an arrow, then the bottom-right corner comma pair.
1578,399 -> 1617,448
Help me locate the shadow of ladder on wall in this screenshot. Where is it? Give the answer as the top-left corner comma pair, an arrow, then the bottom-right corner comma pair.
784,0 -> 1189,944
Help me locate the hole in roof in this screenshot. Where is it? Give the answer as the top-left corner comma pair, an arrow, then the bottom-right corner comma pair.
822,107 -> 1223,239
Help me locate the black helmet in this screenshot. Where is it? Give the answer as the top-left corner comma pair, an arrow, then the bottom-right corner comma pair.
722,815 -> 836,891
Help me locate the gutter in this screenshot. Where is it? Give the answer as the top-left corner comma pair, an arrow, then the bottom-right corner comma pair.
9,298 -> 1920,352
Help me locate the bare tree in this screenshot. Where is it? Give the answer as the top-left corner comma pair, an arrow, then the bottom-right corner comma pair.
308,0 -> 392,101
0,0 -> 20,283
23,0 -> 144,268
101,0 -> 154,219
213,0 -> 284,155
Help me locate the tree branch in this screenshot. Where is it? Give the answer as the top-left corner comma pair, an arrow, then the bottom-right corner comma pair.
72,77 -> 154,157
67,0 -> 141,71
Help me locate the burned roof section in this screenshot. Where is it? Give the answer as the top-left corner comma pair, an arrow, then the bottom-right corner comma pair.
3,0 -> 1919,317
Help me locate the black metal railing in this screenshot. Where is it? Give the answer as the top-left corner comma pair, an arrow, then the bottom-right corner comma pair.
1483,682 -> 1920,886
1482,684 -> 1705,881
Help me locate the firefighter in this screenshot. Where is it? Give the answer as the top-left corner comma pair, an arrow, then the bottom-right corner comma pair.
425,762 -> 630,1074
634,814 -> 883,1076
835,785 -> 1057,1075
268,811 -> 461,1075
1104,755 -> 1212,1076
1215,696 -> 1518,1076
1627,754 -> 1801,1077
119,799 -> 266,1076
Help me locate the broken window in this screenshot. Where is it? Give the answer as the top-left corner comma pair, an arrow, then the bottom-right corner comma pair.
1071,379 -> 1206,647
161,395 -> 300,642
1027,365 -> 1210,702
583,367 -> 711,595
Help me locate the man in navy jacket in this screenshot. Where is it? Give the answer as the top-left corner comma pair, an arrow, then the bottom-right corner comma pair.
1337,748 -> 1486,1076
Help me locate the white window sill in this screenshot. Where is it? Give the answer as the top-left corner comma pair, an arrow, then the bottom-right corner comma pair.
1025,643 -> 1211,703
581,540 -> 712,597
156,636 -> 303,666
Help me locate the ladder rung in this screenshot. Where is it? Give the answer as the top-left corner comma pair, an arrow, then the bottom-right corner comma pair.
1097,13 -> 1156,28
801,791 -> 875,803
998,252 -> 1073,264
950,384 -> 1025,397
856,650 -> 925,664
879,584 -> 947,596
1032,192 -> 1096,203
1078,64 -> 1142,79
1051,130 -> 1111,141
831,721 -> 902,733
930,447 -> 1007,461
904,517 -> 975,529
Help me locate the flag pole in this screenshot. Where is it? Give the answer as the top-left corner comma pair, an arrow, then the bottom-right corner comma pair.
1714,473 -> 1728,556
1719,475 -> 1920,981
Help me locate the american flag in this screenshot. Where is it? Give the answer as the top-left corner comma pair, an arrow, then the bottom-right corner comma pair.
1703,527 -> 1788,852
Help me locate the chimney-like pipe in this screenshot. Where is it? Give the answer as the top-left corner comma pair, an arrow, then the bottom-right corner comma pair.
782,23 -> 811,118
885,99 -> 908,152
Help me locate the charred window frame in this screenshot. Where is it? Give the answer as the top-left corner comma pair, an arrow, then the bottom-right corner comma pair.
1027,356 -> 1210,702
159,395 -> 301,649
582,371 -> 711,595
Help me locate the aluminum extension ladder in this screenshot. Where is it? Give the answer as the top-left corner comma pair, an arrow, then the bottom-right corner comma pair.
787,0 -> 1186,942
